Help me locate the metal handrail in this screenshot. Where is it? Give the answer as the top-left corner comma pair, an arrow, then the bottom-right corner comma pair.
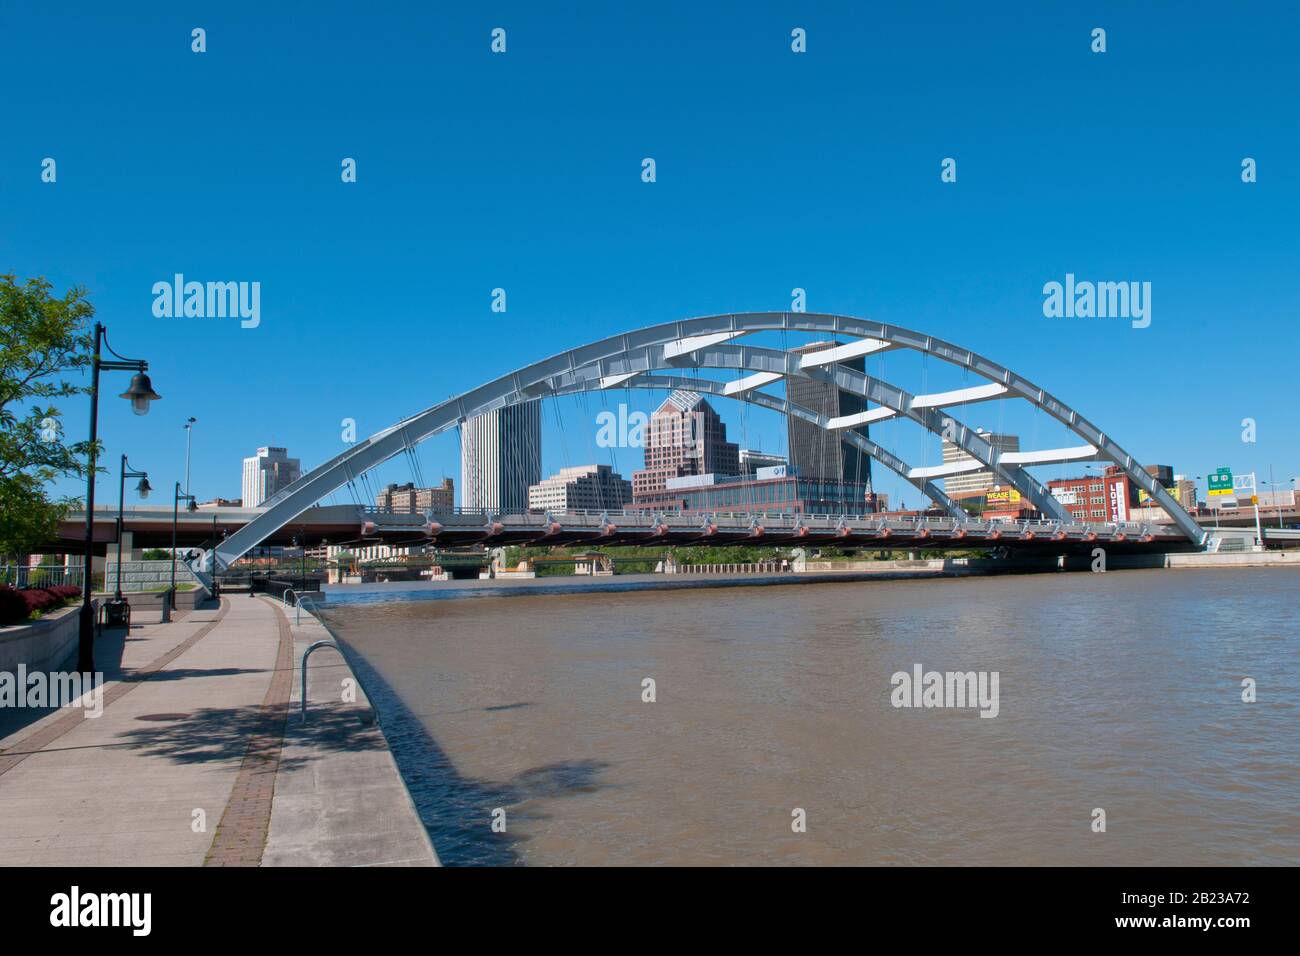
282,588 -> 302,624
295,593 -> 377,726
300,639 -> 340,723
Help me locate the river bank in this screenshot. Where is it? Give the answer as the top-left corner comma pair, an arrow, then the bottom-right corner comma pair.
317,549 -> 1300,608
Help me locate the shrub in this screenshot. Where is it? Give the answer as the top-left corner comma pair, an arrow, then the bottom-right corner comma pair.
21,588 -> 58,616
0,585 -> 81,625
0,586 -> 26,625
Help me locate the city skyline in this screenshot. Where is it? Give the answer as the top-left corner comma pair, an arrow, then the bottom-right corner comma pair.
111,387 -> 1294,517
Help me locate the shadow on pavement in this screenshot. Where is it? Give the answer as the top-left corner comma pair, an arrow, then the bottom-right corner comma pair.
114,702 -> 370,771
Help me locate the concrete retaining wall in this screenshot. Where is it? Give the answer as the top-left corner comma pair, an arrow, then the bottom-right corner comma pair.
667,561 -> 790,575
1163,551 -> 1300,569
104,559 -> 203,593
806,552 -> 1300,574
802,559 -> 946,573
112,589 -> 209,611
0,604 -> 88,674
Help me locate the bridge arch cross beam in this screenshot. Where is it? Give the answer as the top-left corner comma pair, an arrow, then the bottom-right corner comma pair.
549,373 -> 965,517
539,340 -> 1072,522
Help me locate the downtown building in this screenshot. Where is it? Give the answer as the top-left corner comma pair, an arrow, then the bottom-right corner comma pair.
631,388 -> 881,514
241,446 -> 301,507
940,431 -> 1020,500
739,448 -> 788,475
528,464 -> 632,512
786,343 -> 874,502
1048,463 -> 1192,525
460,404 -> 542,513
374,479 -> 455,514
1129,475 -> 1202,524
1047,466 -> 1140,523
1134,465 -> 1197,517
1161,476 -> 1200,513
653,468 -> 887,515
631,391 -> 740,505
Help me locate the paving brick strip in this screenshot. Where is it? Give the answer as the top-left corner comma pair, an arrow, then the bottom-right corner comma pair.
0,598 -> 230,778
204,599 -> 295,866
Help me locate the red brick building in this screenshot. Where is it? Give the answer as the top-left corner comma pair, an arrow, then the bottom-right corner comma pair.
1047,466 -> 1138,523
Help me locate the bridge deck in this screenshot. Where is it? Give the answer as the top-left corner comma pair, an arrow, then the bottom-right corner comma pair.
55,504 -> 1197,555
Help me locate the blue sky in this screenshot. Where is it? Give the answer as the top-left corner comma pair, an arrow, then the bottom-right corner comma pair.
3,1 -> 1297,511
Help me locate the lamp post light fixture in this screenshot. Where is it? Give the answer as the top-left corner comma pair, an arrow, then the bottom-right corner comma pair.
79,323 -> 160,671
183,417 -> 197,496
1246,472 -> 1264,547
291,534 -> 306,591
168,481 -> 198,620
212,522 -> 226,600
1262,470 -> 1295,531
111,455 -> 151,609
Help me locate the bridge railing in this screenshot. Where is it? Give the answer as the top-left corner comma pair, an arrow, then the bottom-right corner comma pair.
358,507 -> 1184,538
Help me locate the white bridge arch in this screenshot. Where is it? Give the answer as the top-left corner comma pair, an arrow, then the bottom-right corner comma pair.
213,311 -> 1204,570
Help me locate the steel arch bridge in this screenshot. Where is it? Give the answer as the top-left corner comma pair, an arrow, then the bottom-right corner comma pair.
212,312 -> 1205,571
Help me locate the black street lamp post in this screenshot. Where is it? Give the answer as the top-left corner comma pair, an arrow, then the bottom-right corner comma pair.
291,535 -> 304,592
79,322 -> 160,671
212,522 -> 226,600
111,455 -> 151,609
168,481 -> 197,622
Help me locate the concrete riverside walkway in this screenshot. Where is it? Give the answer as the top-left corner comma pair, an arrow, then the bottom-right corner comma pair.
263,600 -> 437,866
0,595 -> 436,867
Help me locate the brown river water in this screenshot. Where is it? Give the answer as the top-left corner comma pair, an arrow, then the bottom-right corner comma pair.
319,569 -> 1300,866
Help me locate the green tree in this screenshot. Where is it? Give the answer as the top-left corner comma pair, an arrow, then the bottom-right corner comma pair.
0,275 -> 95,558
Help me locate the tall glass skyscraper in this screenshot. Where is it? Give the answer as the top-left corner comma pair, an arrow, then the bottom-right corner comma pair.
460,403 -> 542,513
785,343 -> 873,494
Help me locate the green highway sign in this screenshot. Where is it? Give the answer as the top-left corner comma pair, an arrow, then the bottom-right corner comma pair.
1208,467 -> 1234,498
